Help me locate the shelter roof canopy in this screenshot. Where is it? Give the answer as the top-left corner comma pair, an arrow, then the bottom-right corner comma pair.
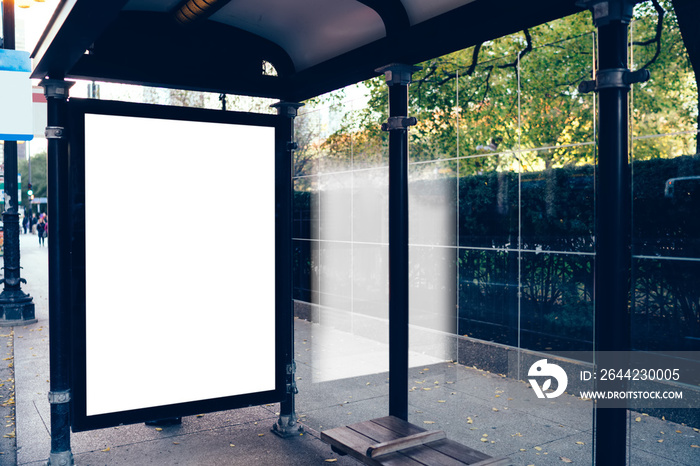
31,0 -> 582,101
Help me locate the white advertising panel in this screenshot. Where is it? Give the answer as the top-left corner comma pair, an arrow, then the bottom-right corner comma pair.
82,112 -> 277,417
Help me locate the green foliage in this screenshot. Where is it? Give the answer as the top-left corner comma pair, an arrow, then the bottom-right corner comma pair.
316,3 -> 697,170
632,0 -> 698,158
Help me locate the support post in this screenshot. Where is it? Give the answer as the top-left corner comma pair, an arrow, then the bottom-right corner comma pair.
0,0 -> 36,325
40,78 -> 75,466
376,64 -> 420,421
577,1 -> 647,464
271,101 -> 304,437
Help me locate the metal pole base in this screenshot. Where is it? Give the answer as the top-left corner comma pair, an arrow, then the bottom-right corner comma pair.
47,450 -> 74,466
271,414 -> 303,438
0,300 -> 36,326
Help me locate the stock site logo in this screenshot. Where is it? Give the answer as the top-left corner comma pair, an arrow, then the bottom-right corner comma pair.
528,359 -> 568,399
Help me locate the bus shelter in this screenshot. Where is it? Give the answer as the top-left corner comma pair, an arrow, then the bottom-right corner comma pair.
31,1 -> 647,464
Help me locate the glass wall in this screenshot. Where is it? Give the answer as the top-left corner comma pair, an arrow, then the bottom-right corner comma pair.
293,92 -> 392,427
294,4 -> 700,464
402,30 -> 596,463
629,3 -> 700,464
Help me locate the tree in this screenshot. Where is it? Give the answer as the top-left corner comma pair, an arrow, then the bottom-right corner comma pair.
632,0 -> 698,158
318,1 -> 698,167
672,0 -> 700,152
18,151 -> 47,214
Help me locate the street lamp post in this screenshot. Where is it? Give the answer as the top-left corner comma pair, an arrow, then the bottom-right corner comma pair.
0,0 -> 36,325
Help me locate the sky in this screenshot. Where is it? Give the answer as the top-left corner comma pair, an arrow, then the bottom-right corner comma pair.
13,0 -> 59,54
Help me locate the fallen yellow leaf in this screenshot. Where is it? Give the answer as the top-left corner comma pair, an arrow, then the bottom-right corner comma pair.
560,457 -> 573,463
691,445 -> 699,448
658,439 -> 663,443
423,421 -> 435,424
325,459 -> 338,463
480,438 -> 488,442
101,447 -> 110,452
492,408 -> 499,412
535,446 -> 543,451
482,434 -> 488,438
173,442 -> 180,445
258,433 -> 265,437
635,417 -> 641,422
437,400 -> 446,403
229,444 -> 235,447
155,427 -> 163,432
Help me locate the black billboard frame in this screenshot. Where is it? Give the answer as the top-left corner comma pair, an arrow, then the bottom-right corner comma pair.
66,98 -> 290,432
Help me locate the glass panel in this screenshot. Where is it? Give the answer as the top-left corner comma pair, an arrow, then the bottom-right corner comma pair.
459,154 -> 518,249
458,248 -> 518,346
293,177 -> 318,240
520,252 -> 594,352
294,88 -> 390,431
518,29 -> 596,254
353,167 -> 388,244
630,2 -> 700,463
632,135 -> 700,259
410,160 -> 457,247
631,257 -> 700,352
520,147 -> 595,253
319,171 -> 352,242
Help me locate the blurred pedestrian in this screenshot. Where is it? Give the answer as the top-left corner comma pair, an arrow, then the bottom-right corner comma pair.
37,216 -> 47,247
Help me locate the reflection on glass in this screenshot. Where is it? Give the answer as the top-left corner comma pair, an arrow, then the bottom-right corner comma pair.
520,252 -> 593,352
319,172 -> 352,242
458,248 -> 517,347
632,258 -> 700,352
632,137 -> 700,258
459,154 -> 518,249
520,147 -> 595,253
409,245 -> 458,361
410,161 -> 457,247
293,177 -> 318,240
628,4 -> 700,459
352,168 -> 388,244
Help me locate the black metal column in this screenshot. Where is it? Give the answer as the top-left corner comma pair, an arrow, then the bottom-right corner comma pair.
40,78 -> 75,466
577,1 -> 647,464
377,64 -> 419,421
594,17 -> 632,463
271,101 -> 304,437
0,0 -> 36,325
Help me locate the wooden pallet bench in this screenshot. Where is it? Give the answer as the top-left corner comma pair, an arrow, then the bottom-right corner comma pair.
321,416 -> 512,466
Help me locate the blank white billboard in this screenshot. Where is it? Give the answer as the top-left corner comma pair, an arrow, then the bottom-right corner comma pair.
82,113 -> 276,416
